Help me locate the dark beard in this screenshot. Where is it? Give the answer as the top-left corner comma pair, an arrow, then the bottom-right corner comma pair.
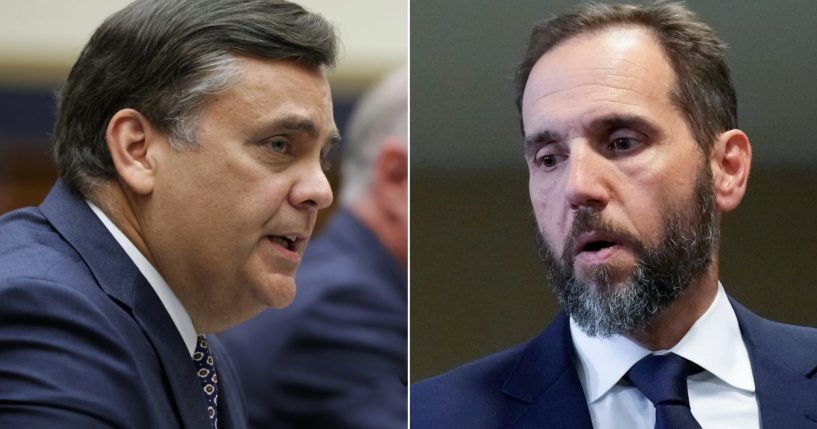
538,161 -> 719,338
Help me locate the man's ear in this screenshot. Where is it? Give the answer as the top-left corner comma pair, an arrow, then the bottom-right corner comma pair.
106,108 -> 166,195
710,129 -> 751,213
372,139 -> 408,218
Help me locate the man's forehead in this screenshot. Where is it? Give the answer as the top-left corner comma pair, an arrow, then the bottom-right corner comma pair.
521,27 -> 676,128
233,56 -> 330,95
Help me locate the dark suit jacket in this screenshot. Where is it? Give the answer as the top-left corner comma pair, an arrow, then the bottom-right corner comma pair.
0,181 -> 246,429
220,209 -> 407,429
411,299 -> 817,428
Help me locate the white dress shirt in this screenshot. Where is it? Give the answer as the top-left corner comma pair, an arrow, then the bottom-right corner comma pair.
570,283 -> 760,428
88,201 -> 198,357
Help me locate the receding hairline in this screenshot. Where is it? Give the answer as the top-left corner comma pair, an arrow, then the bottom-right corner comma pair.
523,23 -> 678,87
521,24 -> 683,115
174,53 -> 336,141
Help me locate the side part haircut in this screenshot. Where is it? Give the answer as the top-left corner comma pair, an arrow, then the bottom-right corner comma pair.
54,0 -> 338,198
340,68 -> 408,206
513,1 -> 737,154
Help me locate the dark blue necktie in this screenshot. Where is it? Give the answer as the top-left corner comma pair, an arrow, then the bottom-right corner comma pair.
627,353 -> 704,429
193,335 -> 219,429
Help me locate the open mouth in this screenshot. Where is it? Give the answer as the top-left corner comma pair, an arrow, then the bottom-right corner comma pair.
268,235 -> 297,251
572,231 -> 627,260
581,240 -> 617,253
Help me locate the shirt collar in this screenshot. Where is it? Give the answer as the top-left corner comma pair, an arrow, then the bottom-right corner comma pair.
87,201 -> 198,357
570,282 -> 755,404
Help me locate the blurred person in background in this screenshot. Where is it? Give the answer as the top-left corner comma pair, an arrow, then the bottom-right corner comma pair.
0,1 -> 338,427
221,68 -> 407,429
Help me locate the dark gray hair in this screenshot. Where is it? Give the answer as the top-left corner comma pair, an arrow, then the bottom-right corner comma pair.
514,1 -> 736,154
54,0 -> 338,197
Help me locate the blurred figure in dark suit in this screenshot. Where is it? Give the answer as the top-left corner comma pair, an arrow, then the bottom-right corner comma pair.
221,68 -> 407,429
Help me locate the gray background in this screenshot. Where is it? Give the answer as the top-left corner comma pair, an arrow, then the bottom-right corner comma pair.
411,0 -> 817,382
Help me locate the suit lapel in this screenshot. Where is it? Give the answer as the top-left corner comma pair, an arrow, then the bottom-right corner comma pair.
131,281 -> 214,429
502,312 -> 593,429
732,299 -> 817,428
40,181 -> 212,429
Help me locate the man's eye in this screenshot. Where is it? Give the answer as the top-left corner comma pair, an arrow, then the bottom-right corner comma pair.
320,155 -> 332,171
608,137 -> 639,152
534,153 -> 566,169
319,145 -> 336,171
267,139 -> 290,154
541,155 -> 557,167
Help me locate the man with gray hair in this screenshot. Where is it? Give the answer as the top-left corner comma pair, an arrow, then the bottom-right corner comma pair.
0,1 -> 338,428
412,2 -> 817,428
221,68 -> 407,429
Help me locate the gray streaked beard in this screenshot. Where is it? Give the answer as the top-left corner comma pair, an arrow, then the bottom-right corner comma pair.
537,161 -> 719,338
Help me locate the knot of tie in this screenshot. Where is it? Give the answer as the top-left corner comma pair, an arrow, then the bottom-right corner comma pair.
194,335 -> 219,429
627,353 -> 704,429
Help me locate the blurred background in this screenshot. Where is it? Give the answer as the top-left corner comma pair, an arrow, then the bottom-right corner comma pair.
411,0 -> 817,382
0,0 -> 407,222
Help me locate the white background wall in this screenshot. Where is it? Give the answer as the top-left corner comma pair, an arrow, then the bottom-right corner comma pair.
0,0 -> 407,88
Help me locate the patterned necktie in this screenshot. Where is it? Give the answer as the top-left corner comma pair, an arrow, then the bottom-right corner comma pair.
193,335 -> 219,429
627,353 -> 704,429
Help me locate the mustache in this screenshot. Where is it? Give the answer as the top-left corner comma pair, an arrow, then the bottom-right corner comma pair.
561,211 -> 644,263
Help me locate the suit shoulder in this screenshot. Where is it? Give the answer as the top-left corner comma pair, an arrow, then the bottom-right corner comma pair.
414,343 -> 527,391
770,317 -> 817,332
760,317 -> 817,345
734,299 -> 817,347
0,277 -> 152,426
411,343 -> 528,427
0,206 -> 86,282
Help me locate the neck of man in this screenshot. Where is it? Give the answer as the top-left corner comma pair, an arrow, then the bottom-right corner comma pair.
93,181 -> 201,325
628,259 -> 720,350
92,180 -> 260,334
92,180 -> 158,268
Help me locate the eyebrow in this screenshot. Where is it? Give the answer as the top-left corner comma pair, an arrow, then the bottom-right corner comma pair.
270,114 -> 341,149
591,114 -> 662,139
523,129 -> 560,159
523,113 -> 662,149
524,130 -> 560,148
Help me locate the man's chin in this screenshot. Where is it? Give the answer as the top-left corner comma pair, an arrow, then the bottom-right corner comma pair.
254,273 -> 297,309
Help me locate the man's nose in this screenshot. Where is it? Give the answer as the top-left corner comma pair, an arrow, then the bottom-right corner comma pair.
564,144 -> 609,211
290,161 -> 333,211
